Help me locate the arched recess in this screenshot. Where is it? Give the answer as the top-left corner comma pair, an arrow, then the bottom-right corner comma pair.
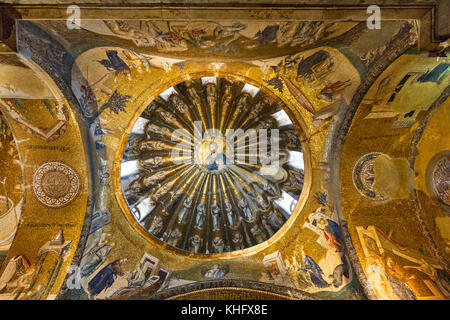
0,53 -> 90,300
0,101 -> 25,264
147,279 -> 320,300
411,92 -> 450,267
337,53 -> 450,300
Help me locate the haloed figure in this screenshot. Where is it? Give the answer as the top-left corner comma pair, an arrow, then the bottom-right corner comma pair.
203,141 -> 227,171
211,203 -> 221,230
195,204 -> 206,228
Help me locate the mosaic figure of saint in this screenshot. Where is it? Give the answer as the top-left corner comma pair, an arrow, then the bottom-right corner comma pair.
238,198 -> 253,221
212,236 -> 224,253
195,203 -> 206,228
225,201 -> 237,227
211,203 -> 221,230
202,141 -> 227,171
178,198 -> 193,224
189,235 -> 203,253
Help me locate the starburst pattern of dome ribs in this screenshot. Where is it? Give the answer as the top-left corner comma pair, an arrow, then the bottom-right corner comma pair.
121,77 -> 305,254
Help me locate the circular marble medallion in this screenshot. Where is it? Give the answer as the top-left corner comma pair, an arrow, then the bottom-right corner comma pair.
431,155 -> 450,206
32,161 -> 80,208
352,152 -> 388,201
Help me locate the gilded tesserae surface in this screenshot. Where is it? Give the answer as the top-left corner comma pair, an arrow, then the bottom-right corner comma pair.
0,3 -> 448,300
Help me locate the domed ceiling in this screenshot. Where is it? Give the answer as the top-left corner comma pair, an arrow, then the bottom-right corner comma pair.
120,77 -> 304,254
0,1 -> 448,301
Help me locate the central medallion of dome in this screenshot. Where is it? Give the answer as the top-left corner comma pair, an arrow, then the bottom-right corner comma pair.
196,134 -> 231,172
120,76 -> 305,254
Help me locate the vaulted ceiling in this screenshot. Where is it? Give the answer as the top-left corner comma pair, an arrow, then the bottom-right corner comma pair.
0,1 -> 448,300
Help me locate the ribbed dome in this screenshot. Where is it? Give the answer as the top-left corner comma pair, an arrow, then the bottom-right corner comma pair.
120,77 -> 304,254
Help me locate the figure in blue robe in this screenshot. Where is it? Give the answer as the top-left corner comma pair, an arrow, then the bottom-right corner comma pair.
417,63 -> 449,84
88,259 -> 124,296
98,50 -> 130,77
238,198 -> 253,220
195,203 -> 206,228
225,202 -> 237,227
211,204 -> 221,229
203,152 -> 227,171
300,255 -> 330,289
177,198 -> 192,223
